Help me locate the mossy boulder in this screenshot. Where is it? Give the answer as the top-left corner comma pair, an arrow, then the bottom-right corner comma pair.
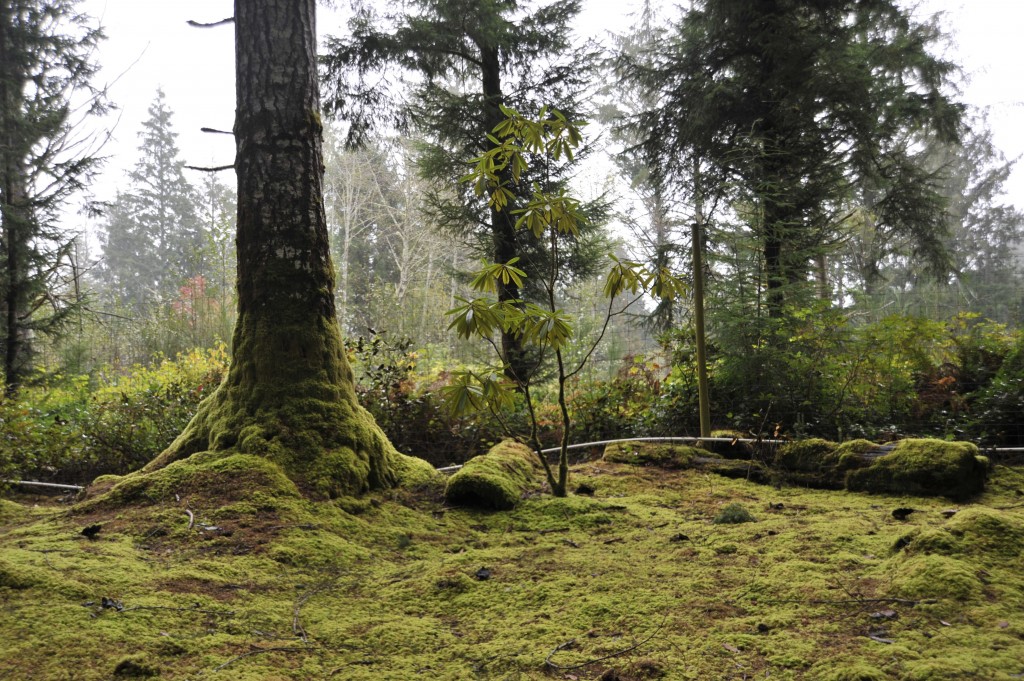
0,499 -> 26,524
897,528 -> 964,557
602,442 -> 701,468
0,557 -> 89,597
944,507 -> 1024,558
769,438 -> 987,499
892,554 -> 983,602
845,439 -> 988,500
444,440 -> 540,510
775,438 -> 838,472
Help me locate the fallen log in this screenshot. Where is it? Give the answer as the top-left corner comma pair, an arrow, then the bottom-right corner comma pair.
603,438 -> 989,500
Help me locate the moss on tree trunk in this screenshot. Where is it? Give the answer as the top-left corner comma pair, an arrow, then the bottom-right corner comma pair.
136,0 -> 434,499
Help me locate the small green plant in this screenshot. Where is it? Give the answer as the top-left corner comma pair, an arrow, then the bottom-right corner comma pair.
713,502 -> 756,524
444,105 -> 684,496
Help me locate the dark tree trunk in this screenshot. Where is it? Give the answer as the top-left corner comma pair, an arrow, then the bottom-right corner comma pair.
0,3 -> 31,396
1,172 -> 30,398
479,44 -> 531,381
144,0 -> 432,497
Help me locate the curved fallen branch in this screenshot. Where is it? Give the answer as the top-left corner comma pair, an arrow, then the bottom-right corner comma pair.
544,615 -> 667,671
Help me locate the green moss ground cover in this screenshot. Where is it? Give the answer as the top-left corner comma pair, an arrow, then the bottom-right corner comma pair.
2,460 -> 1024,680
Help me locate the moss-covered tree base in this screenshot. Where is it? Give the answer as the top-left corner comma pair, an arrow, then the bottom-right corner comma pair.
81,395 -> 437,511
115,316 -> 438,504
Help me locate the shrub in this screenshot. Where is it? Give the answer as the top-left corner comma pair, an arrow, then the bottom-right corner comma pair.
969,332 -> 1024,446
0,345 -> 228,485
343,332 -> 511,467
568,355 -> 665,442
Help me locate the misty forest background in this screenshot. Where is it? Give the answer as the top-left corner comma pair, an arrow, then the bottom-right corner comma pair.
3,0 -> 1024,488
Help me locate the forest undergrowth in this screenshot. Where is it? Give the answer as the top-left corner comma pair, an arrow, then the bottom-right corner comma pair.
2,457 -> 1023,680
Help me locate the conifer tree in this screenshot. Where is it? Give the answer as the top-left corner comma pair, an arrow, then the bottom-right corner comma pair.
322,0 -> 604,379
0,0 -> 106,395
619,0 -> 964,321
99,90 -> 204,313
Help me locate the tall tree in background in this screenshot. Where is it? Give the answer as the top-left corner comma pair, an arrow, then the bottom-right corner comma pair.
605,0 -> 713,434
99,90 -> 203,313
939,122 -> 1024,321
322,129 -> 381,332
620,0 -> 964,322
0,0 -> 106,395
194,171 -> 236,341
848,114 -> 1024,322
321,0 -> 604,380
143,0 -> 432,498
602,0 -> 684,334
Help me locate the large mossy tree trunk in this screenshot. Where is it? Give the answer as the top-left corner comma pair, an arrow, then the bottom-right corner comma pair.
141,0 -> 431,499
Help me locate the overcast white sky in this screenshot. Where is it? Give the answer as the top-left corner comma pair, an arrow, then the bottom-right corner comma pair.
76,0 -> 1024,224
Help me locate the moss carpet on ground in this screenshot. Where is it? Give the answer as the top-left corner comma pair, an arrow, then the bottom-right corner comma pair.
2,459 -> 1024,680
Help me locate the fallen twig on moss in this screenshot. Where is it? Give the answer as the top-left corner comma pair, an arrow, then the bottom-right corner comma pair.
757,597 -> 937,606
212,645 -> 312,672
293,582 -> 331,643
122,604 -> 235,616
544,615 -> 667,671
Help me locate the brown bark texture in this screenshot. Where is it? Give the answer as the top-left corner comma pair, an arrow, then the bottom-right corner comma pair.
143,0 -> 433,498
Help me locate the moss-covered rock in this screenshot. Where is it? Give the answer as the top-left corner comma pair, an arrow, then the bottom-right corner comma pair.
775,438 -> 838,472
845,439 -> 988,500
0,557 -> 89,597
897,528 -> 964,557
772,438 -> 852,488
0,499 -> 26,525
892,554 -> 983,602
602,442 -> 701,468
444,440 -> 540,510
833,438 -> 880,465
944,507 -> 1024,558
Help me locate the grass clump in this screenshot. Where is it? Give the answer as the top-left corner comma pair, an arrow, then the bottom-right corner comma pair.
445,439 -> 540,510
713,502 -> 756,524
